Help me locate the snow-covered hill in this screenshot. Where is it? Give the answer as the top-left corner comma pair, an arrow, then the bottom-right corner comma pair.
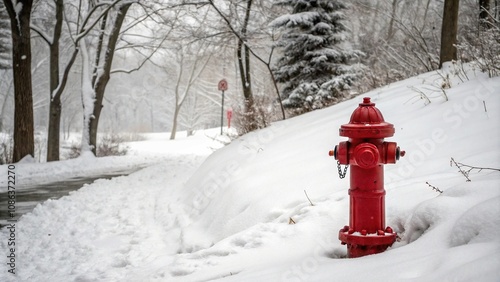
1,66 -> 499,281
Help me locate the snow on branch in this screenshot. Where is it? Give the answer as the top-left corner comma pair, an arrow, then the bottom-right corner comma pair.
270,12 -> 320,28
75,0 -> 132,43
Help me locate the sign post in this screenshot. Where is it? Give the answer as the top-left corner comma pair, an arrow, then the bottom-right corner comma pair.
218,79 -> 228,135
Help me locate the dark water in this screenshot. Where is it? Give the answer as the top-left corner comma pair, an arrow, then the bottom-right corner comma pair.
0,169 -> 140,229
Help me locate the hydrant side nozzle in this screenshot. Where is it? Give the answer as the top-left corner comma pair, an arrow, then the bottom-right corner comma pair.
336,142 -> 349,164
328,147 -> 337,157
383,142 -> 403,164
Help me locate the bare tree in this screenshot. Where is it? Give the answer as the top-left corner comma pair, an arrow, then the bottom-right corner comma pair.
208,0 -> 285,130
457,0 -> 499,78
85,2 -> 133,155
31,0 -> 134,159
78,0 -> 176,154
350,0 -> 444,90
30,0 -> 68,161
166,43 -> 212,140
208,0 -> 258,131
3,0 -> 35,162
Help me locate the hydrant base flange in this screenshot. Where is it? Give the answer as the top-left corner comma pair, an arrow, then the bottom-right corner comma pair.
339,230 -> 396,246
339,228 -> 396,258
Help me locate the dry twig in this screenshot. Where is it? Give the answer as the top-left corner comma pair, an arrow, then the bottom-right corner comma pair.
450,157 -> 500,182
304,190 -> 315,206
426,182 -> 443,194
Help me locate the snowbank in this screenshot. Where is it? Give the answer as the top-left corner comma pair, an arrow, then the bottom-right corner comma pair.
1,68 -> 499,281
169,69 -> 500,281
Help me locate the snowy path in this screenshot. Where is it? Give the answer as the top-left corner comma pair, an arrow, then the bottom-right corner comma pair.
0,169 -> 141,228
1,154 -> 207,281
0,129 -> 228,281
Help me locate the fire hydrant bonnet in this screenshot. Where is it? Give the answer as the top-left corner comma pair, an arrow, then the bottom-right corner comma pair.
340,97 -> 395,139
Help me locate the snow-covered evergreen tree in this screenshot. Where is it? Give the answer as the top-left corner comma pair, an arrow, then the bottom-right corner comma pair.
271,0 -> 364,111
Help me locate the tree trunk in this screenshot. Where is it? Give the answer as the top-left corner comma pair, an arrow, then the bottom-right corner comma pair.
170,105 -> 180,140
170,52 -> 184,140
479,0 -> 492,29
439,0 -> 460,68
89,3 -> 132,155
46,0 -> 64,161
237,0 -> 258,132
3,0 -> 35,162
240,46 -> 253,106
46,96 -> 61,161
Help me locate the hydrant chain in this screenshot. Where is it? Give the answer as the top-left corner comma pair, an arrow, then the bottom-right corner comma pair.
337,161 -> 348,179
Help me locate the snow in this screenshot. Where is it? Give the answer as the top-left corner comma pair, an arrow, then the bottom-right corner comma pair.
1,67 -> 500,281
271,12 -> 320,28
13,1 -> 22,33
0,130 -> 225,192
79,40 -> 97,154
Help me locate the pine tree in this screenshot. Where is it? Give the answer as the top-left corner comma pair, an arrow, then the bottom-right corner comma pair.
272,0 -> 364,111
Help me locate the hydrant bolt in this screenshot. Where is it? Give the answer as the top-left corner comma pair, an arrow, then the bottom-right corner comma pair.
330,97 -> 404,258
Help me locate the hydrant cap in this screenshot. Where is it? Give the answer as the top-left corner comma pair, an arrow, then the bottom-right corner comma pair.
340,97 -> 395,138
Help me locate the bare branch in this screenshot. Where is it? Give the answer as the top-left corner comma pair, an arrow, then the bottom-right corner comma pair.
304,190 -> 314,206
450,157 -> 500,182
425,182 -> 443,194
207,0 -> 267,66
75,0 -> 131,43
30,25 -> 53,45
111,23 -> 176,75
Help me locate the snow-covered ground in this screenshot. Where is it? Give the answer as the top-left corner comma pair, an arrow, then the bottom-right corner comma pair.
1,66 -> 499,281
0,129 -> 227,192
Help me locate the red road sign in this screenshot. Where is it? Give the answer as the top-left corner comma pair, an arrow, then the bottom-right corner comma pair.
218,79 -> 228,91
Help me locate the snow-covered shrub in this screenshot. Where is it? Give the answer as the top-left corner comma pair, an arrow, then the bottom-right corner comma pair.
0,133 -> 12,164
97,133 -> 129,157
0,133 -> 45,163
232,95 -> 280,136
457,20 -> 500,78
65,133 -> 129,159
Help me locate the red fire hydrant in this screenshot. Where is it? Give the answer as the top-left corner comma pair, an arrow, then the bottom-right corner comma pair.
329,97 -> 405,258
